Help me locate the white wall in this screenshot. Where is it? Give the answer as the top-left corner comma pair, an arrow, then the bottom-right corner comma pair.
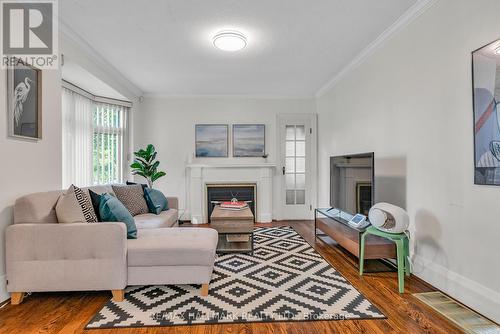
317,0 -> 500,322
0,68 -> 62,302
0,23 -> 140,304
133,97 -> 315,219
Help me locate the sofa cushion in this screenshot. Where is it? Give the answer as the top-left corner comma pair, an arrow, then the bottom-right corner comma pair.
143,188 -> 169,214
82,185 -> 115,196
99,193 -> 137,239
134,209 -> 178,229
127,227 -> 218,267
15,190 -> 62,224
111,184 -> 149,216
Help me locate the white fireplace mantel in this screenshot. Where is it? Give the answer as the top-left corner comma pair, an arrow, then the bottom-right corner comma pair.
186,163 -> 276,224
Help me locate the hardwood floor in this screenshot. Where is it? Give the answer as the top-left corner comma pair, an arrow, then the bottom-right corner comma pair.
0,221 -> 463,334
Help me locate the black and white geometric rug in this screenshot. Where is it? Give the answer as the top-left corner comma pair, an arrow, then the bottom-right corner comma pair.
86,227 -> 384,329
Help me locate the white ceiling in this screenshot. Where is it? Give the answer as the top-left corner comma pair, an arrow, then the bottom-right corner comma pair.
60,0 -> 417,97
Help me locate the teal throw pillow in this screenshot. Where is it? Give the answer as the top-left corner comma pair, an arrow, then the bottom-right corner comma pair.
144,188 -> 169,215
99,193 -> 137,239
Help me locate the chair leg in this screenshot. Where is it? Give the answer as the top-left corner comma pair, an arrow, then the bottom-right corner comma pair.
403,236 -> 411,276
111,290 -> 124,302
10,292 -> 24,305
359,231 -> 367,275
395,239 -> 405,293
200,283 -> 209,296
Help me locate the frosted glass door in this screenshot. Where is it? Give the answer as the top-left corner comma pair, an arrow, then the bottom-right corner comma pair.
285,125 -> 306,205
278,114 -> 314,220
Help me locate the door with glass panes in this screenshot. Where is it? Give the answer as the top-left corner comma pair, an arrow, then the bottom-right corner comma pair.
278,114 -> 314,219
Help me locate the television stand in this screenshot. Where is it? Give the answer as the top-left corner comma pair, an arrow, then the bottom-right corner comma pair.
315,208 -> 396,264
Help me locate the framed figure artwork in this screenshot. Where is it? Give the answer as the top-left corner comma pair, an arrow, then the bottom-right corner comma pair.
7,59 -> 42,140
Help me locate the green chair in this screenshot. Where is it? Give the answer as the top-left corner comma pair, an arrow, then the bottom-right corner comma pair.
359,226 -> 410,293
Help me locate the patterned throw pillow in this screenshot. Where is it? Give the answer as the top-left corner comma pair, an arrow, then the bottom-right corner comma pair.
126,181 -> 148,191
56,184 -> 98,223
73,185 -> 98,222
111,184 -> 149,216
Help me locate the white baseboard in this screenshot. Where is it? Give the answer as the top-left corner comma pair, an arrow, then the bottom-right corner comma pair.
413,254 -> 500,323
0,275 -> 8,303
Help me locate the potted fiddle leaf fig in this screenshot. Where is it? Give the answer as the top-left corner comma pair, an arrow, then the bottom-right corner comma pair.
130,144 -> 166,188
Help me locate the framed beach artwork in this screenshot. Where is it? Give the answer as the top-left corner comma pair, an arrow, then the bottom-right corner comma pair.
195,124 -> 228,157
233,124 -> 265,157
472,38 -> 500,185
7,60 -> 42,140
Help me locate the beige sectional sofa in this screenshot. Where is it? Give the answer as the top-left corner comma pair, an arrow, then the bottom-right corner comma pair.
6,185 -> 218,305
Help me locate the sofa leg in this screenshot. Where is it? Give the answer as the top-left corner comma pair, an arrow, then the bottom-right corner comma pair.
11,292 -> 24,305
200,284 -> 209,296
111,290 -> 124,302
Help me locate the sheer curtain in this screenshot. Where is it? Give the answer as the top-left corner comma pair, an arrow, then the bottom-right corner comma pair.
62,87 -> 93,188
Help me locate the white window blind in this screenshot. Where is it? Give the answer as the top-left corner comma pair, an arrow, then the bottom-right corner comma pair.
62,86 -> 129,187
93,103 -> 127,185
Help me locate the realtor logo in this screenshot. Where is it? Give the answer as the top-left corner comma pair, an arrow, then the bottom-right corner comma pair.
1,0 -> 58,69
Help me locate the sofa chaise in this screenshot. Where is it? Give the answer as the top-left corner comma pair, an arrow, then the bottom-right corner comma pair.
5,185 -> 218,305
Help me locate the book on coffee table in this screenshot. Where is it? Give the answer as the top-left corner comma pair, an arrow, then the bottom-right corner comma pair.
220,201 -> 248,210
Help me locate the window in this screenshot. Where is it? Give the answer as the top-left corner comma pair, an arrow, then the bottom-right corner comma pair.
62,85 -> 130,187
93,103 -> 127,185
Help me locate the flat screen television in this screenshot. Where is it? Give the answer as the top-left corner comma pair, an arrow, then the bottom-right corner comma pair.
330,152 -> 374,217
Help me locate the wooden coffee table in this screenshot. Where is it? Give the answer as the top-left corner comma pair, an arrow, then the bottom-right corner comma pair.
210,206 -> 254,254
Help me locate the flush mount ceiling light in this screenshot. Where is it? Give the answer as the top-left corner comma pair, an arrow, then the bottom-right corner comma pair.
495,46 -> 500,54
212,30 -> 247,52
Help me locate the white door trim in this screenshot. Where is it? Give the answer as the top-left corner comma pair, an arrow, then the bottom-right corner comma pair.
275,113 -> 317,220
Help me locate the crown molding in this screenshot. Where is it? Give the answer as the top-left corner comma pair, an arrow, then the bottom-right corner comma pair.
59,20 -> 143,99
315,0 -> 439,98
142,92 -> 315,100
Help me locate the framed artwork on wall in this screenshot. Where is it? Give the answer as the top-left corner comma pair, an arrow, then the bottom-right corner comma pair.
472,38 -> 500,185
233,124 -> 265,157
195,124 -> 228,157
6,59 -> 42,140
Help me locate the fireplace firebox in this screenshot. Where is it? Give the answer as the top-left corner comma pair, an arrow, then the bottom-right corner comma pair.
206,184 -> 256,223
